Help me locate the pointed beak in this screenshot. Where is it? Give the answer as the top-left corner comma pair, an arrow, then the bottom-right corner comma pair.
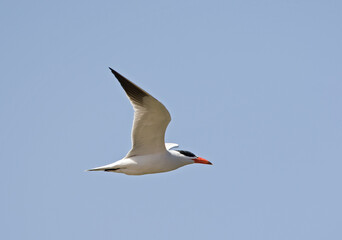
193,157 -> 212,165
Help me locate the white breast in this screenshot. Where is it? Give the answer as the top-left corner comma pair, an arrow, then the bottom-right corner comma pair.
115,151 -> 192,175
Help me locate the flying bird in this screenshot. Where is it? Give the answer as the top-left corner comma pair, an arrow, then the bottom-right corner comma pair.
88,68 -> 212,175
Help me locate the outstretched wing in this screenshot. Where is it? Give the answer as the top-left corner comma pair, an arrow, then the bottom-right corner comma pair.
165,143 -> 179,150
109,68 -> 171,157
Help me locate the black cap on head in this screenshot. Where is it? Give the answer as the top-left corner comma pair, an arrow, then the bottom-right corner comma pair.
176,150 -> 196,157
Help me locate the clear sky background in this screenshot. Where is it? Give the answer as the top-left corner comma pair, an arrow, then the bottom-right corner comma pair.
1,0 -> 341,239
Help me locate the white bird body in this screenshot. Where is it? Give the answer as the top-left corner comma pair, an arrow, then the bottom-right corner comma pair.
88,68 -> 212,175
91,150 -> 193,175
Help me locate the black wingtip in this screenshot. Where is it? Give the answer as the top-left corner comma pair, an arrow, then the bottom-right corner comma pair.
109,67 -> 125,80
107,67 -> 150,103
108,67 -> 116,74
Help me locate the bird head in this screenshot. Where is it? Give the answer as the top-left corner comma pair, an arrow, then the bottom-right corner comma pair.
175,150 -> 212,165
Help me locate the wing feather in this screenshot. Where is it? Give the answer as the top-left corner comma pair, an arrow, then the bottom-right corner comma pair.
109,68 -> 171,157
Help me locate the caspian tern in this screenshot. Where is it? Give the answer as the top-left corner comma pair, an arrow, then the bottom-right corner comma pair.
88,68 -> 212,175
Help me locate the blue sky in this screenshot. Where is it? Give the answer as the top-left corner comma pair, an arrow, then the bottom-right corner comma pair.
1,0 -> 341,239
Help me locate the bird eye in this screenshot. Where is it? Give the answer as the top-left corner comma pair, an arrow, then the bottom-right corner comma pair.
176,150 -> 196,157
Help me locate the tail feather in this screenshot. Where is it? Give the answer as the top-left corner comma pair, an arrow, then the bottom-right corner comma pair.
86,168 -> 104,171
86,163 -> 119,172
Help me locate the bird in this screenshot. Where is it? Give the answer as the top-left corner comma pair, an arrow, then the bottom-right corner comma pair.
87,68 -> 212,175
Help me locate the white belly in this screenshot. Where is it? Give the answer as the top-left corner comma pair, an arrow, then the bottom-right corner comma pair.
115,152 -> 190,175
